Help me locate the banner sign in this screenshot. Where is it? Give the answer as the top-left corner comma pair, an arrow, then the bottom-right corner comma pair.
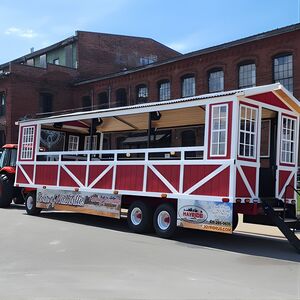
177,199 -> 233,233
36,189 -> 121,219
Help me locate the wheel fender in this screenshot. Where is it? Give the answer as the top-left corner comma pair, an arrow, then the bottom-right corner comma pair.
0,167 -> 16,175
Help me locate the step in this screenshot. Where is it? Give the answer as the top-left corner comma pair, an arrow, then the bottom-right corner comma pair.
272,207 -> 287,212
283,218 -> 298,223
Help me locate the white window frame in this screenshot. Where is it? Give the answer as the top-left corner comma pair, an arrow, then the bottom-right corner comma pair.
20,126 -> 35,160
210,104 -> 228,157
68,135 -> 79,151
84,135 -> 98,150
280,116 -> 296,164
238,105 -> 258,159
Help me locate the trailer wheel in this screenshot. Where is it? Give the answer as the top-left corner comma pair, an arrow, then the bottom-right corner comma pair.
25,192 -> 41,216
0,174 -> 14,208
127,201 -> 153,233
153,203 -> 176,238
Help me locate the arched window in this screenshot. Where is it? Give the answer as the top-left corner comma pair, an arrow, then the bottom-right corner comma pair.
181,74 -> 195,97
116,88 -> 127,107
0,92 -> 6,116
158,80 -> 171,101
238,61 -> 256,88
208,69 -> 224,93
273,53 -> 293,93
98,92 -> 109,109
136,84 -> 148,103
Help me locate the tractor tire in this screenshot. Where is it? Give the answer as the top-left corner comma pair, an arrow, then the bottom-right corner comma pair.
13,189 -> 25,204
25,192 -> 42,216
0,174 -> 14,208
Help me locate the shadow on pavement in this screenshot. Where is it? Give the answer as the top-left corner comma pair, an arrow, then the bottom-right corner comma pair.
21,209 -> 300,263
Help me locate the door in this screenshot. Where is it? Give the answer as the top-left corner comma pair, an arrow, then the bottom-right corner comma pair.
259,110 -> 278,197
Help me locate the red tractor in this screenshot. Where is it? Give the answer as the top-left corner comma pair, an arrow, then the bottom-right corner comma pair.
0,144 -> 24,207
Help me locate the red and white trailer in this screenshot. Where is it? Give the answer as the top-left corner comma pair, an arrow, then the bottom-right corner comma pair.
15,83 -> 300,248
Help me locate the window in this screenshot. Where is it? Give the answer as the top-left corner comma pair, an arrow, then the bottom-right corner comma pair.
239,63 -> 256,88
281,116 -> 296,164
98,92 -> 109,109
53,58 -> 59,65
210,104 -> 228,156
158,80 -> 171,101
0,92 -> 6,116
140,55 -> 157,66
260,120 -> 271,158
39,93 -> 53,113
181,75 -> 195,97
273,54 -> 293,92
84,135 -> 98,150
115,88 -> 127,107
26,59 -> 34,66
239,105 -> 258,158
136,84 -> 148,103
68,135 -> 79,151
39,54 -> 47,68
21,126 -> 35,160
208,69 -> 224,93
82,96 -> 91,111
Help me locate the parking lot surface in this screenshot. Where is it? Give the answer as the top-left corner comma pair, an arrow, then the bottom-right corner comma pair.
0,206 -> 299,300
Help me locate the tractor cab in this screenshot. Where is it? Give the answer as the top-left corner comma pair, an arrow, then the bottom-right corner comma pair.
0,144 -> 23,207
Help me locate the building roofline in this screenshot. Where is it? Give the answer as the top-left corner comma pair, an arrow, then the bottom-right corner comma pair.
74,22 -> 300,86
0,34 -> 78,69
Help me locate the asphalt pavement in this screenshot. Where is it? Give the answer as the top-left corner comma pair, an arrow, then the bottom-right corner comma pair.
0,205 -> 299,300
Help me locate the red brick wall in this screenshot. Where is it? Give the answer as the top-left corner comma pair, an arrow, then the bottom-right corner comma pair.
76,31 -> 180,79
74,28 -> 300,107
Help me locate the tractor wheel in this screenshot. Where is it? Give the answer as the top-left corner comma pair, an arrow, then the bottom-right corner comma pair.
25,192 -> 42,215
0,174 -> 14,208
13,189 -> 25,204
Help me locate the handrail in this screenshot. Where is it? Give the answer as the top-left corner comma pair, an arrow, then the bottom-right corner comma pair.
284,184 -> 300,221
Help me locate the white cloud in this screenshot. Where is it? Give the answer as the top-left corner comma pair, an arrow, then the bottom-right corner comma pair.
5,27 -> 37,38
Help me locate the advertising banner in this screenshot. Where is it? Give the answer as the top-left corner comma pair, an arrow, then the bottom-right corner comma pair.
177,199 -> 233,233
36,189 -> 121,219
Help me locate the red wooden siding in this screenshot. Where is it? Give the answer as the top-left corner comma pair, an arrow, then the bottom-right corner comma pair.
35,165 -> 58,185
115,165 -> 144,191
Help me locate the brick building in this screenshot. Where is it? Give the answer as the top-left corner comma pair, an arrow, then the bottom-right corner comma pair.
0,23 -> 299,146
0,31 -> 179,145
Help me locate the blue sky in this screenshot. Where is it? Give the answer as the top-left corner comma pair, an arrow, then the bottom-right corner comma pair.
0,0 -> 299,64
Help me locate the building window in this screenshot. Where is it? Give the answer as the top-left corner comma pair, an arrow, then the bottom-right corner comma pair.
239,63 -> 256,88
210,104 -> 228,156
281,116 -> 295,164
273,54 -> 293,92
136,84 -> 148,103
140,55 -> 157,66
239,105 -> 258,159
82,96 -> 91,111
181,75 -> 195,97
115,88 -> 127,107
208,69 -> 224,93
68,135 -> 79,151
39,93 -> 53,113
21,126 -> 35,160
158,80 -> 171,101
84,135 -> 98,150
53,58 -> 60,65
98,92 -> 109,109
39,54 -> 47,68
0,92 -> 6,116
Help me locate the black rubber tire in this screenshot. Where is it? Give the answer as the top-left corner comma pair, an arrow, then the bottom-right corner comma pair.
153,203 -> 177,238
13,190 -> 25,204
127,201 -> 153,233
25,192 -> 42,215
0,174 -> 14,208
232,212 -> 239,231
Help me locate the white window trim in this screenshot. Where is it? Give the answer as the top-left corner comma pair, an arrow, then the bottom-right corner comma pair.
68,135 -> 79,151
84,135 -> 98,150
238,104 -> 258,159
280,115 -> 296,164
20,126 -> 35,160
210,104 -> 228,157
